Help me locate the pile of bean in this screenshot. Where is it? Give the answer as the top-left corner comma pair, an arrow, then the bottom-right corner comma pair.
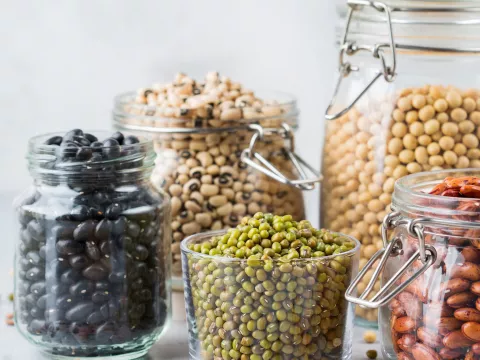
119,73 -> 305,277
183,213 -> 357,360
15,130 -> 170,357
322,85 -> 480,322
388,176 -> 480,359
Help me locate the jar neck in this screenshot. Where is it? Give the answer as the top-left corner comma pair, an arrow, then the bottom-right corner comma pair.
27,132 -> 156,189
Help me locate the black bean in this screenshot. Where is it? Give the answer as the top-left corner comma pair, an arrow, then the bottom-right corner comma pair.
89,207 -> 104,220
94,219 -> 111,241
95,321 -> 116,343
84,133 -> 98,143
70,280 -> 95,296
90,141 -> 103,153
58,141 -> 79,159
71,135 -> 91,147
92,291 -> 109,304
76,147 -> 93,161
70,205 -> 90,222
111,131 -> 124,145
26,267 -> 44,282
45,136 -> 63,146
60,269 -> 82,286
64,129 -> 84,141
56,240 -> 85,256
50,283 -> 68,296
99,240 -> 111,255
27,220 -> 44,241
36,294 -> 47,309
19,258 -> 32,271
73,220 -> 97,242
68,254 -> 89,270
45,309 -> 65,322
123,135 -> 139,145
105,204 -> 122,221
39,245 -> 46,259
30,306 -> 43,319
133,244 -> 149,261
82,263 -> 108,281
87,311 -> 106,325
28,319 -> 46,335
102,138 -> 121,159
51,223 -> 76,239
26,293 -> 38,307
30,281 -> 46,296
65,302 -> 94,322
108,271 -> 125,284
126,222 -> 141,238
85,241 -> 101,261
128,303 -> 145,320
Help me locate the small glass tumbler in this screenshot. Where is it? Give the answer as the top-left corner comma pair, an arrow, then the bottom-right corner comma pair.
181,230 -> 360,360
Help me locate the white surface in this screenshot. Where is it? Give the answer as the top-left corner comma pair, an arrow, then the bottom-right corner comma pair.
0,0 -> 338,227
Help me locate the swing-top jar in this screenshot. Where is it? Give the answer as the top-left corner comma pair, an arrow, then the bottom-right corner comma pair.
113,73 -> 321,286
323,0 -> 480,323
346,169 -> 480,359
14,130 -> 171,359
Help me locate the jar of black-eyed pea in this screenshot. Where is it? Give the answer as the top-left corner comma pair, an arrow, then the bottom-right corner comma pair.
113,72 -> 321,288
14,130 -> 171,359
323,0 -> 480,325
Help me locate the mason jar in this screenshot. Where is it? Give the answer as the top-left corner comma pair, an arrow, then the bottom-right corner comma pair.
322,0 -> 480,323
14,131 -> 171,359
113,89 -> 321,287
346,169 -> 480,359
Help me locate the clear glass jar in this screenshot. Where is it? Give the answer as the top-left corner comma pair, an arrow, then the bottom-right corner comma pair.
113,90 -> 320,287
346,168 -> 480,359
322,0 -> 480,323
181,230 -> 360,360
14,131 -> 171,359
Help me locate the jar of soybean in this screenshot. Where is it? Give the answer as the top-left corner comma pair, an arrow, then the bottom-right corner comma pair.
322,0 -> 480,325
113,72 -> 321,288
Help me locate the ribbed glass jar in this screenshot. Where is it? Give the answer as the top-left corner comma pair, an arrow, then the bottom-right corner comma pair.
14,131 -> 171,359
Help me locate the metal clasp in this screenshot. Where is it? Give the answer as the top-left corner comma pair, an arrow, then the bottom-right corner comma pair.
240,123 -> 322,190
345,212 -> 437,308
325,0 -> 397,120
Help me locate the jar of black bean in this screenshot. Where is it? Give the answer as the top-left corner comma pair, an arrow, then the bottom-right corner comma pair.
181,213 -> 360,360
14,130 -> 171,359
113,72 -> 322,287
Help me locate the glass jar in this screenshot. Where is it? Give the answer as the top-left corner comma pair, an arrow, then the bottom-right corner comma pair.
181,230 -> 360,360
113,90 -> 321,286
346,168 -> 480,359
14,131 -> 171,359
322,0 -> 480,323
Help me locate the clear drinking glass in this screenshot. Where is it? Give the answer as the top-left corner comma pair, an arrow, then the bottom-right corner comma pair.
181,230 -> 360,360
14,131 -> 171,359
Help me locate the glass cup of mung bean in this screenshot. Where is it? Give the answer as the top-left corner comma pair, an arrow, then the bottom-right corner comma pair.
181,213 -> 360,360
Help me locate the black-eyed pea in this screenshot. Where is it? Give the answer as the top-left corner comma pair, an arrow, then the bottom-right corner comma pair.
200,174 -> 213,184
206,164 -> 220,176
189,166 -> 205,179
195,213 -> 213,228
220,108 -> 242,121
247,203 -> 261,215
232,203 -> 247,216
221,188 -> 235,200
171,140 -> 190,150
185,200 -> 202,213
214,156 -> 226,166
456,155 -> 470,169
209,195 -> 227,207
208,146 -> 220,157
189,140 -> 208,152
205,133 -> 221,146
171,197 -> 182,216
173,231 -> 183,243
262,193 -> 273,205
463,133 -> 479,149
196,151 -> 213,167
172,220 -> 182,231
182,221 -> 201,236
177,174 -> 189,185
183,179 -> 201,194
251,192 -> 262,202
200,184 -> 219,197
178,210 -> 194,224
169,183 -> 184,197
217,203 -> 233,217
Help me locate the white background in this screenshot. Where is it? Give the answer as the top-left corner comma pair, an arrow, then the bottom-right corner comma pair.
0,0 -> 338,226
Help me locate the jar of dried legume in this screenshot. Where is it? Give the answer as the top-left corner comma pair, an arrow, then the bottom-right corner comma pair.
14,130 -> 171,358
113,72 -> 321,287
323,0 -> 480,324
181,213 -> 360,360
346,170 -> 480,360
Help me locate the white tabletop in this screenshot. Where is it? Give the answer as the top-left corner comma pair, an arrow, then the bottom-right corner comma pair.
0,192 -> 380,359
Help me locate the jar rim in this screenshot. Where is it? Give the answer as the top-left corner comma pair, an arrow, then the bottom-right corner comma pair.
393,168 -> 480,223
112,89 -> 299,132
180,229 -> 361,263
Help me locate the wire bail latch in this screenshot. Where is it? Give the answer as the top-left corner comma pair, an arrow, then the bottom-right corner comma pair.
345,212 -> 437,308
